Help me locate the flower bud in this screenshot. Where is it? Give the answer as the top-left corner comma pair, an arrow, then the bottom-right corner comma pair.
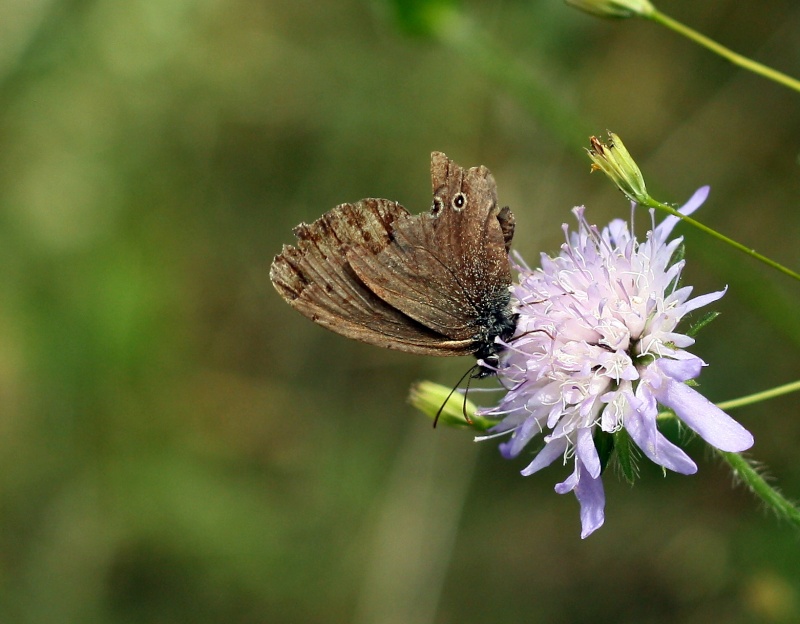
564,0 -> 654,19
408,380 -> 489,430
587,132 -> 649,204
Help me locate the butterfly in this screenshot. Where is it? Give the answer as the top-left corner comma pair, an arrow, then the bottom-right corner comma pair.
270,152 -> 517,377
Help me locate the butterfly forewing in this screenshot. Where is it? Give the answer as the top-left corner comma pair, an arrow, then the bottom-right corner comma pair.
429,153 -> 512,309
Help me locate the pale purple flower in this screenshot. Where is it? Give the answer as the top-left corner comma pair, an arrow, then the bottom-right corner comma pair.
479,187 -> 754,538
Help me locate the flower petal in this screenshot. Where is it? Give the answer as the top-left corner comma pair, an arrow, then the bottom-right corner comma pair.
577,476 -> 605,538
554,466 -> 578,495
577,427 -> 601,479
657,356 -> 702,382
499,415 -> 543,459
683,286 -> 727,314
653,376 -> 754,452
624,396 -> 698,475
557,457 -> 606,538
521,436 -> 568,476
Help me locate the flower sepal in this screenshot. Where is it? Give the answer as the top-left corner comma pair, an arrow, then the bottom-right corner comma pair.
612,428 -> 641,485
686,310 -> 721,338
593,429 -> 615,474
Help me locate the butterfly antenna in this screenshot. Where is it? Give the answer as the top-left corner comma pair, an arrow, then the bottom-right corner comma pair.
461,367 -> 478,425
433,365 -> 477,429
512,327 -> 554,342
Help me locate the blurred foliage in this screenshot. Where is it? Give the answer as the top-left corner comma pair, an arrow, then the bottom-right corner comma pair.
384,0 -> 461,37
0,0 -> 797,622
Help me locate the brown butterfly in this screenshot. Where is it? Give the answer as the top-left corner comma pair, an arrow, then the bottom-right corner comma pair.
270,152 -> 517,377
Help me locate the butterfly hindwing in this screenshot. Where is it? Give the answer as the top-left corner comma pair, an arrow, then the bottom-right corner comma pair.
270,198 -> 473,355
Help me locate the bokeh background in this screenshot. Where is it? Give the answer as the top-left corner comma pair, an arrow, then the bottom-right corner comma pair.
0,0 -> 798,622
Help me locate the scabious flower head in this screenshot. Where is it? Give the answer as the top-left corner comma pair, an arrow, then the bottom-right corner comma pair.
479,187 -> 754,538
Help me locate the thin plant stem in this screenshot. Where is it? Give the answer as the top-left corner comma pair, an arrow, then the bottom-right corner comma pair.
645,198 -> 800,282
648,9 -> 800,95
716,379 -> 800,411
716,450 -> 800,529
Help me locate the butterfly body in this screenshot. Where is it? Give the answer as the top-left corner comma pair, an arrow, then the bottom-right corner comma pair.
270,152 -> 516,376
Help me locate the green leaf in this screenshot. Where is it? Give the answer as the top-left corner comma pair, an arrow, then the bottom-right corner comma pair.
613,428 -> 640,485
686,310 -> 720,337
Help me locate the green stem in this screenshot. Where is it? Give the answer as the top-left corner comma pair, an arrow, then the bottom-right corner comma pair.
645,198 -> 800,282
717,450 -> 800,529
647,9 -> 800,95
716,379 -> 800,411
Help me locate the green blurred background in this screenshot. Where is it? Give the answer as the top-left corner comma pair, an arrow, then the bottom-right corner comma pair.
0,0 -> 798,622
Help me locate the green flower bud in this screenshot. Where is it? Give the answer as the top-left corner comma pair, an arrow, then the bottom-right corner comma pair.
564,0 -> 654,19
408,380 -> 492,430
587,133 -> 649,204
